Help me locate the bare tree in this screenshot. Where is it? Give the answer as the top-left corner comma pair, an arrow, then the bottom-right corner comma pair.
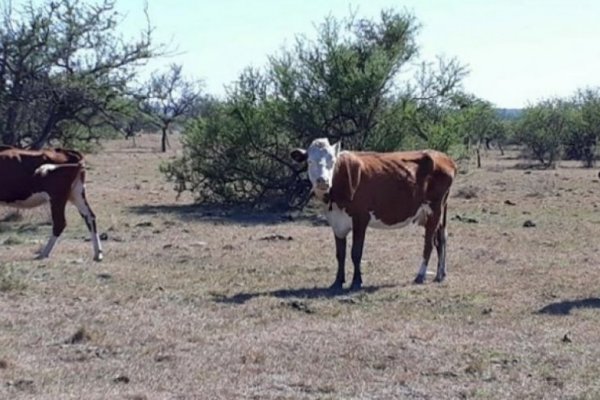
142,64 -> 204,152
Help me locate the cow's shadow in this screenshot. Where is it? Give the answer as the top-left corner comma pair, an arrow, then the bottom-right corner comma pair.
211,284 -> 395,304
129,204 -> 326,227
536,298 -> 600,316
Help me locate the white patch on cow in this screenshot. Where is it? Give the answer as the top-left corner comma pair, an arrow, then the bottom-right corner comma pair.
0,192 -> 50,209
325,203 -> 352,238
368,203 -> 433,230
35,163 -> 59,177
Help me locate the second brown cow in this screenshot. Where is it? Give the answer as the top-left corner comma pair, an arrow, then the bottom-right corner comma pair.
0,146 -> 103,261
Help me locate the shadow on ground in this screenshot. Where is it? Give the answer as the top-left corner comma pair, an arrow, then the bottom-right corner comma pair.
211,284 -> 396,304
536,298 -> 600,315
129,204 -> 327,226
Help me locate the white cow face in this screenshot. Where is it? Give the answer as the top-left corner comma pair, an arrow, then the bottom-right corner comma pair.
290,138 -> 341,198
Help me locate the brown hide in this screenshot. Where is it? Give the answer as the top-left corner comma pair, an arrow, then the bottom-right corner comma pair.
328,150 -> 456,226
0,147 -> 85,204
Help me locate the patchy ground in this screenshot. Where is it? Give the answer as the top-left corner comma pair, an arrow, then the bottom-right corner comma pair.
1,135 -> 600,400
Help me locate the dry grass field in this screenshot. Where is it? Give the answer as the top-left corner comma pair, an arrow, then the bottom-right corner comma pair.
1,135 -> 600,400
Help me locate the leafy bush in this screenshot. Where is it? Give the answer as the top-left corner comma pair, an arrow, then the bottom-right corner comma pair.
163,9 -> 467,210
515,100 -> 571,168
563,89 -> 600,167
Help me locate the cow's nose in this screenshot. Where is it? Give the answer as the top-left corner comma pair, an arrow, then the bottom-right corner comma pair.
316,177 -> 330,190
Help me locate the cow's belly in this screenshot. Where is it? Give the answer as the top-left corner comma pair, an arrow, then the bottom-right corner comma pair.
368,203 -> 432,229
325,203 -> 432,237
0,192 -> 50,209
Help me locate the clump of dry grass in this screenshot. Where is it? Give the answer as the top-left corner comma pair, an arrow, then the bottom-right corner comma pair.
124,395 -> 147,400
453,185 -> 479,199
2,236 -> 24,245
0,264 -> 26,292
0,211 -> 23,223
65,327 -> 92,345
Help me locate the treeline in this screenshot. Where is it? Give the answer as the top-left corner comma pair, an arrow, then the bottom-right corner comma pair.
1,1 -> 598,211
514,93 -> 600,168
161,10 -> 508,209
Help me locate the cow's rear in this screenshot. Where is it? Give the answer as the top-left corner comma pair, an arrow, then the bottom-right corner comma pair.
414,150 -> 457,283
0,146 -> 102,261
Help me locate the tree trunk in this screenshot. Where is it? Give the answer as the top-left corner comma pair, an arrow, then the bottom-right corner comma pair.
161,127 -> 168,152
485,138 -> 492,150
476,139 -> 482,168
31,113 -> 58,150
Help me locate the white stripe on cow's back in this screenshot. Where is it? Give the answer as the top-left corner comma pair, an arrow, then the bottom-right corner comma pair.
0,192 -> 50,209
35,163 -> 60,177
368,203 -> 432,229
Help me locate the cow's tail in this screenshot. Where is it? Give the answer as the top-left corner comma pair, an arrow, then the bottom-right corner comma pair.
416,152 -> 434,185
441,191 -> 449,229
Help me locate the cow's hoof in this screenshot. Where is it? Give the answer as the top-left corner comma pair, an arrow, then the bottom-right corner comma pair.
350,280 -> 362,291
413,274 -> 426,284
94,253 -> 103,262
329,281 -> 344,293
433,274 -> 446,283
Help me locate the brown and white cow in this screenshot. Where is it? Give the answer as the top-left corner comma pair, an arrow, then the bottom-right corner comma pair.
291,138 -> 456,290
0,146 -> 103,261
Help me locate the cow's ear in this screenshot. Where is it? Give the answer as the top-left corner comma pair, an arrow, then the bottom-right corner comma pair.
330,154 -> 361,204
290,148 -> 308,163
332,141 -> 342,157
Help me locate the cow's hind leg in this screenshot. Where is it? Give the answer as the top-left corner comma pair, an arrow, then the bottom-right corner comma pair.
38,198 -> 67,259
69,174 -> 103,261
349,216 -> 369,291
414,205 -> 442,284
433,203 -> 449,283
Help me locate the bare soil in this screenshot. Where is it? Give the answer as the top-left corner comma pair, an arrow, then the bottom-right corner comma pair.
1,135 -> 600,400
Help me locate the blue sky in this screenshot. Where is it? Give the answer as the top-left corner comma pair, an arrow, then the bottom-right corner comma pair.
76,1 -> 600,108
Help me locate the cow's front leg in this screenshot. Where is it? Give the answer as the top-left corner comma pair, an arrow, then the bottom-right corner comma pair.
331,235 -> 346,291
350,217 -> 368,290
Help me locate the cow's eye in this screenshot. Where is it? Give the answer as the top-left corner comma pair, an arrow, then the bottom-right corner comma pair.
307,159 -> 314,165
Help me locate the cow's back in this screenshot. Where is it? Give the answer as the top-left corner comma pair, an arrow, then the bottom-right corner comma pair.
337,150 -> 455,226
0,147 -> 85,202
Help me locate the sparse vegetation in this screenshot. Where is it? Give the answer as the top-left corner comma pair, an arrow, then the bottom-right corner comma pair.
1,2 -> 600,399
1,135 -> 600,399
0,263 -> 26,292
